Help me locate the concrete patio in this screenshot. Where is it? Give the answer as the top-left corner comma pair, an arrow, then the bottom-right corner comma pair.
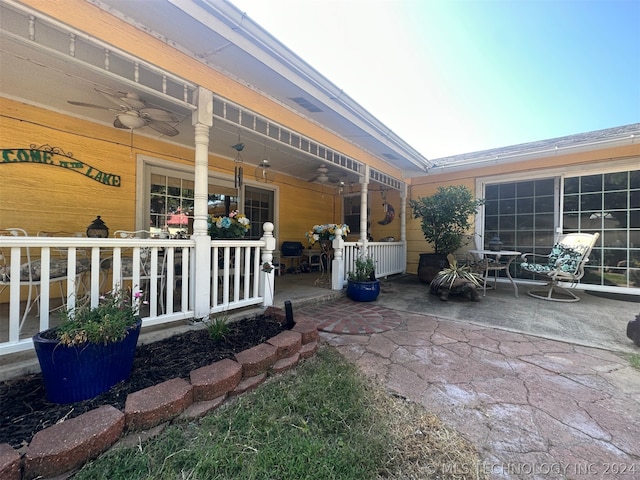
282,273 -> 640,479
275,272 -> 639,355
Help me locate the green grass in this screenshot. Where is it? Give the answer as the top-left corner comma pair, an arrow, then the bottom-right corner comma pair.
73,347 -> 391,480
628,353 -> 640,370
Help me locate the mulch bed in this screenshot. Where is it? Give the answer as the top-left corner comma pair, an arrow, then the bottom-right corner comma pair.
0,315 -> 287,450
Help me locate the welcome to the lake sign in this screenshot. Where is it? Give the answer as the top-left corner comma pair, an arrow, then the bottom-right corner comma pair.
1,145 -> 121,187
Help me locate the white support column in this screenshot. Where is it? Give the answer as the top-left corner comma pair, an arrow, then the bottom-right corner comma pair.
400,183 -> 408,242
331,227 -> 345,290
260,222 -> 276,306
192,87 -> 213,320
400,182 -> 408,273
359,165 -> 370,253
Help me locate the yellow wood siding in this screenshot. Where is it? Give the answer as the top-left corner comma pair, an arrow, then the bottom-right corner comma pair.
1,98 -> 345,239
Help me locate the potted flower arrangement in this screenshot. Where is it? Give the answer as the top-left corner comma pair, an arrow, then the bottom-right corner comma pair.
410,185 -> 484,284
346,254 -> 380,302
208,210 -> 251,238
305,223 -> 350,271
32,286 -> 143,404
305,223 -> 350,246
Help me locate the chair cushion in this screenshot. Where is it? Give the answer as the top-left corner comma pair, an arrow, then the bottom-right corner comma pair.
18,258 -> 91,282
521,244 -> 583,274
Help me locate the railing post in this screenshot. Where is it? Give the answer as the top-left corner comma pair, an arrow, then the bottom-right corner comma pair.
332,227 -> 345,290
260,222 -> 276,306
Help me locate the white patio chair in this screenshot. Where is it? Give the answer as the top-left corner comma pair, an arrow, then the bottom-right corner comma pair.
1,228 -> 89,329
105,230 -> 167,312
520,232 -> 600,302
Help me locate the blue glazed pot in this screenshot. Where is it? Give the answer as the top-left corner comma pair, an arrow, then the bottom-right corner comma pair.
346,279 -> 380,302
32,319 -> 141,404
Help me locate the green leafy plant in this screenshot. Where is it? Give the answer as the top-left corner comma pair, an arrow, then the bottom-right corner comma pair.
410,185 -> 484,255
54,286 -> 142,346
348,254 -> 376,282
431,254 -> 483,290
205,314 -> 229,341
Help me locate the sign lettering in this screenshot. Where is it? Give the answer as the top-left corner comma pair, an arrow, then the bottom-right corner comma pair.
1,145 -> 121,187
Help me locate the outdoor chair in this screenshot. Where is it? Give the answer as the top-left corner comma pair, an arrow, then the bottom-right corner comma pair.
520,232 -> 600,302
103,230 -> 167,310
1,228 -> 90,328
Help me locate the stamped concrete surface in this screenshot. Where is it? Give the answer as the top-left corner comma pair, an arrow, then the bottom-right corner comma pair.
295,276 -> 640,480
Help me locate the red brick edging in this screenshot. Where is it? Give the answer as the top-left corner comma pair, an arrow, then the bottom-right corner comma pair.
1,314 -> 319,480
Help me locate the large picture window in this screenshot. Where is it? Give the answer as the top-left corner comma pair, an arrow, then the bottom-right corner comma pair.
563,170 -> 640,288
481,166 -> 639,290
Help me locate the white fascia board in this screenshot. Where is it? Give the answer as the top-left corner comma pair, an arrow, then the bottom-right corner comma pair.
167,0 -> 432,172
428,134 -> 639,175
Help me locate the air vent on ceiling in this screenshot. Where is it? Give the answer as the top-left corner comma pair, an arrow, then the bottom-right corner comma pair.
382,153 -> 399,160
289,96 -> 323,113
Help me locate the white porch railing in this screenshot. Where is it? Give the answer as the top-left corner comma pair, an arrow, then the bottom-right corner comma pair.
340,241 -> 406,287
0,227 -> 277,357
210,240 -> 267,314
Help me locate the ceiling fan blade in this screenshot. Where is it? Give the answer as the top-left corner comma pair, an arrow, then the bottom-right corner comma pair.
147,120 -> 179,137
67,100 -> 117,111
140,107 -> 179,122
95,87 -> 146,109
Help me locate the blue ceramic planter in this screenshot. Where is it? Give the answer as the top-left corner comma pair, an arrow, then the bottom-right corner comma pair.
32,319 -> 141,404
346,279 -> 380,302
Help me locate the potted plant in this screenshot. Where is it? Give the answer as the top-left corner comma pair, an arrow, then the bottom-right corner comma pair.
346,254 -> 380,302
32,286 -> 143,404
305,223 -> 351,272
208,210 -> 251,238
410,185 -> 484,284
430,254 -> 483,301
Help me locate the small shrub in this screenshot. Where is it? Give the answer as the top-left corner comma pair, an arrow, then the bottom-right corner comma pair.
348,255 -> 376,281
205,315 -> 229,340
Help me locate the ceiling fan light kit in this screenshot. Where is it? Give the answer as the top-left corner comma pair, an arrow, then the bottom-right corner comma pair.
68,87 -> 179,136
116,112 -> 147,129
308,163 -> 343,184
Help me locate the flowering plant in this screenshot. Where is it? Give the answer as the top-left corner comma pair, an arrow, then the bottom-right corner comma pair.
53,286 -> 143,346
208,210 -> 251,239
305,223 -> 350,246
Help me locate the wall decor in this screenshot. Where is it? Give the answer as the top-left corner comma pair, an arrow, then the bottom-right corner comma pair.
1,144 -> 121,187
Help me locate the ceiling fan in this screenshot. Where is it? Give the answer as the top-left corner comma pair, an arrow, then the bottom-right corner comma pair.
67,87 -> 180,136
307,164 -> 343,184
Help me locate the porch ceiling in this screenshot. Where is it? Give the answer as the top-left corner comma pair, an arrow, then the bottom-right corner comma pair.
0,0 -> 430,190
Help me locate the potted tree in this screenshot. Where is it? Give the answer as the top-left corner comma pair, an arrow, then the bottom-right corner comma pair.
346,254 -> 380,302
410,185 -> 484,284
32,286 -> 142,404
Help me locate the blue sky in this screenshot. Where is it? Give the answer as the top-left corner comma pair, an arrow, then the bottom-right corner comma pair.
230,0 -> 640,159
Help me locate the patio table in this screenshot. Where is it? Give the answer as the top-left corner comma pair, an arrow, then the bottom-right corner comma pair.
469,249 -> 521,297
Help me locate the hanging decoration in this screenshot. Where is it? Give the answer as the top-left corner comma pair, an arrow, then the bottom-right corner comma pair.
232,134 -> 244,189
378,189 -> 395,225
254,140 -> 275,183
1,145 -> 121,187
